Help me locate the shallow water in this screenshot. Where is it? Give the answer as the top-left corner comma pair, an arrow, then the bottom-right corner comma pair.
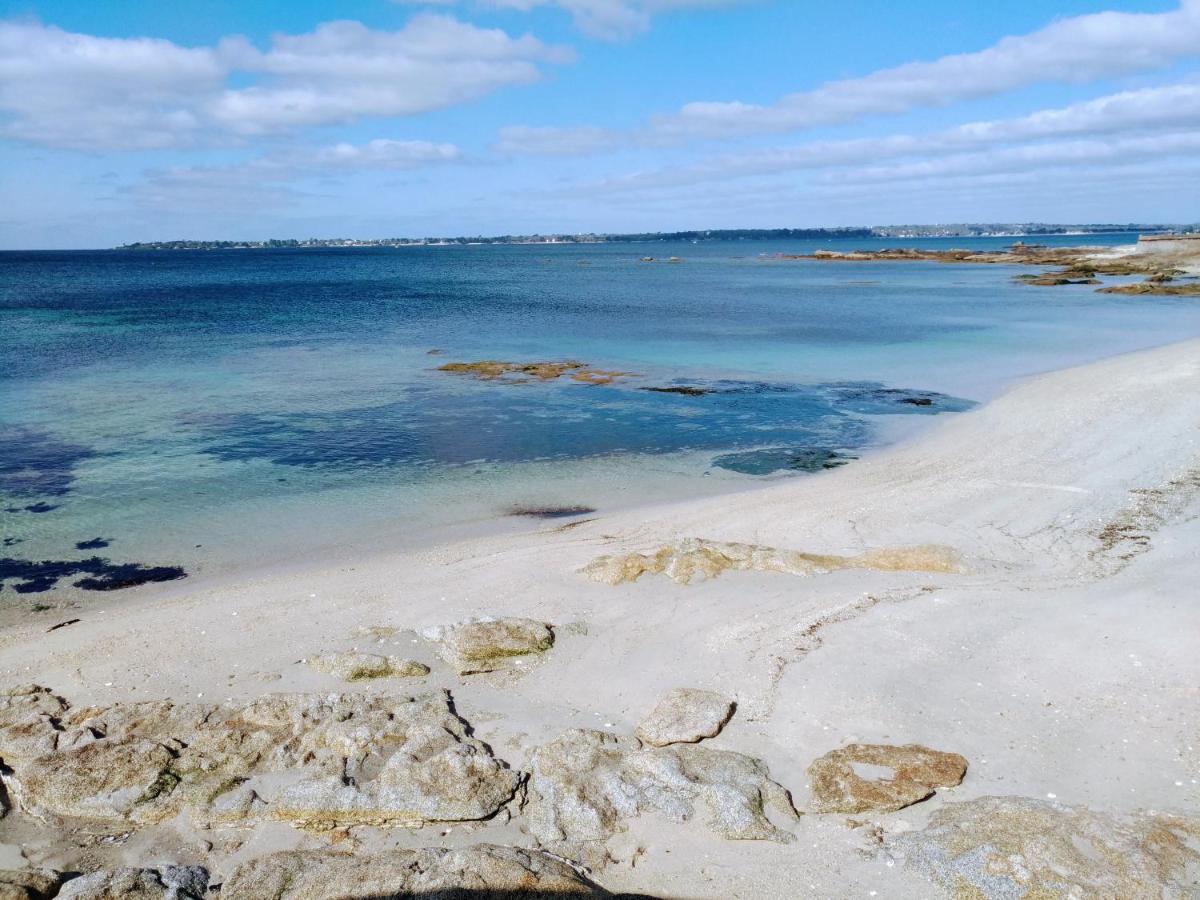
4,234 -> 1200,597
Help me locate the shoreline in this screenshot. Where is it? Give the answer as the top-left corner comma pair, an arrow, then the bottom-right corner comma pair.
2,338 -> 1199,897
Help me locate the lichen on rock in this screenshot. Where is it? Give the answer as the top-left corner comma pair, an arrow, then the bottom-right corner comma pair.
220,844 -> 608,899
309,652 -> 429,681
423,617 -> 555,674
635,688 -> 735,747
807,743 -> 967,814
527,728 -> 798,868
581,538 -> 962,585
889,795 -> 1200,899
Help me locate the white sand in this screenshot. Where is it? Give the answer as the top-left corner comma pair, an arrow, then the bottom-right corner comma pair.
2,338 -> 1199,896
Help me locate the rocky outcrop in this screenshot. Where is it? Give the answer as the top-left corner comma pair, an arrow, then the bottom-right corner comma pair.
423,617 -> 555,674
807,743 -> 967,814
1,688 -> 518,833
889,796 -> 1200,899
582,539 -> 962,585
308,652 -> 429,681
437,360 -> 636,385
527,729 -> 797,867
635,689 -> 734,747
1097,280 -> 1200,295
220,845 -> 609,899
0,685 -> 70,767
1015,273 -> 1100,286
56,867 -> 207,899
0,869 -> 64,900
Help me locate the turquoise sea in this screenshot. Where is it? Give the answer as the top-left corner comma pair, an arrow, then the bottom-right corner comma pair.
4,234 -> 1200,597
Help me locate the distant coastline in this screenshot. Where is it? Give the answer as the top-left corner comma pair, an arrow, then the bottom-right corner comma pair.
114,223 -> 1196,251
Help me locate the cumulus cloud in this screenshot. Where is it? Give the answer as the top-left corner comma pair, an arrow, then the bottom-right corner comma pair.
397,0 -> 739,40
0,16 -> 570,150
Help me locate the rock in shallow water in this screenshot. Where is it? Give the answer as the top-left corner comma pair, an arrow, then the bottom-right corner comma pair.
220,845 -> 609,899
527,728 -> 797,868
309,652 -> 429,681
424,617 -> 555,674
56,866 -> 207,900
635,688 -> 734,747
807,743 -> 967,814
889,795 -> 1200,899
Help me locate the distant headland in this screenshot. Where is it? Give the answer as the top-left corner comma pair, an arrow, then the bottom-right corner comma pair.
115,223 -> 1195,251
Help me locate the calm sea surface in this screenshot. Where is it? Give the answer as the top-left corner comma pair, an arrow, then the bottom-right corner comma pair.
4,234 -> 1200,597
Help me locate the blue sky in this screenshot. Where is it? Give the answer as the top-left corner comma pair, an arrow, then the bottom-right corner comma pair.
0,0 -> 1197,247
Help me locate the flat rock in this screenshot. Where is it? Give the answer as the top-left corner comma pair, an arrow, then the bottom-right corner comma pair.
635,688 -> 735,747
0,869 -> 64,900
309,652 -> 429,681
889,795 -> 1200,899
220,844 -> 608,898
0,685 -> 70,767
56,866 -> 208,899
424,617 -> 554,674
3,687 -> 518,833
807,743 -> 967,814
527,728 -> 797,868
581,538 -> 961,585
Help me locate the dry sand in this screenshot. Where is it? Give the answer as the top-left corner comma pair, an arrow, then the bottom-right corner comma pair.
2,338 -> 1199,897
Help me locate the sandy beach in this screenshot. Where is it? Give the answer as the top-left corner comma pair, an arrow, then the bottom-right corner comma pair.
1,336 -> 1198,896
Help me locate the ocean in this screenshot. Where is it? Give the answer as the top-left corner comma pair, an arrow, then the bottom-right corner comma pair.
4,233 -> 1200,597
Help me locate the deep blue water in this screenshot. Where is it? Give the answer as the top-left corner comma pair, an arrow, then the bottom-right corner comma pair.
4,234 -> 1200,596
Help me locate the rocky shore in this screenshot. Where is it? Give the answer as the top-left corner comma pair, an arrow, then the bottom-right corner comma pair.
796,240 -> 1200,296
2,341 -> 1200,897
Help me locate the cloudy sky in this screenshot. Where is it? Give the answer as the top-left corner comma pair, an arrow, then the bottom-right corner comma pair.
1,0 -> 1198,247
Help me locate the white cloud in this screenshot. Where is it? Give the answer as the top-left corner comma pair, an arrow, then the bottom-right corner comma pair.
653,0 -> 1200,138
493,124 -> 620,154
398,0 -> 739,40
562,81 -> 1200,196
493,0 -> 1200,151
0,16 -> 570,150
127,139 -> 463,210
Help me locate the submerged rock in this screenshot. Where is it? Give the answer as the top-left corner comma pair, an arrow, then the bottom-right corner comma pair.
711,446 -> 855,476
582,538 -> 962,585
527,728 -> 797,868
504,504 -> 596,519
635,689 -> 735,747
889,795 -> 1200,899
2,687 -> 518,833
56,866 -> 208,900
0,869 -> 64,900
807,743 -> 967,814
220,845 -> 608,899
424,617 -> 555,674
309,652 -> 429,681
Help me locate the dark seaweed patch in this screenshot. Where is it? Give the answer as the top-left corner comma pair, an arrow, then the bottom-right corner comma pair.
505,504 -> 597,519
0,426 -> 94,497
823,382 -> 973,415
639,385 -> 713,396
2,538 -> 21,547
712,447 -> 857,476
0,557 -> 186,594
75,537 -> 111,550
